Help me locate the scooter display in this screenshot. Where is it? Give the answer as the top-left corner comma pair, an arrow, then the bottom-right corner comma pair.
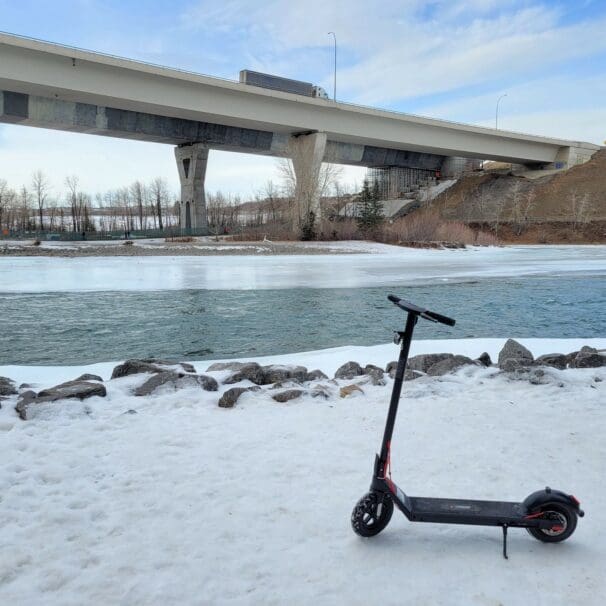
351,294 -> 584,558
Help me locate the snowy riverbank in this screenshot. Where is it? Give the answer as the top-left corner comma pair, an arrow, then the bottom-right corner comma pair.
2,338 -> 605,605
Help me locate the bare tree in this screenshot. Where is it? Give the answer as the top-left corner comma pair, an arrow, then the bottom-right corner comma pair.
32,170 -> 50,231
65,176 -> 80,232
150,177 -> 169,230
569,190 -> 592,231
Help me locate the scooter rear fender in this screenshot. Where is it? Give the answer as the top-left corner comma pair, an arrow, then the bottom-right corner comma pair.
523,487 -> 584,517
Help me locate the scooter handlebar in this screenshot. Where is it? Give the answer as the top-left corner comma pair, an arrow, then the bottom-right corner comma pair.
387,294 -> 456,326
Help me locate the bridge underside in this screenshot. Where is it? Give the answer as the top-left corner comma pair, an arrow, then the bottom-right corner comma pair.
0,90 -> 450,171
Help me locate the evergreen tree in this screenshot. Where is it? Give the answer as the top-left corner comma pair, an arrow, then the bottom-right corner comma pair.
357,178 -> 384,236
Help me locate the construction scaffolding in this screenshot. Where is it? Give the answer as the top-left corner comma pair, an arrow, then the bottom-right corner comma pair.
366,167 -> 436,200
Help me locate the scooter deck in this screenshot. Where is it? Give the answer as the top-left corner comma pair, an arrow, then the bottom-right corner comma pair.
407,496 -> 525,526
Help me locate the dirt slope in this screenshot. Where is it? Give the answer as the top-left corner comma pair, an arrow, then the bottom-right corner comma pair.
432,149 -> 606,225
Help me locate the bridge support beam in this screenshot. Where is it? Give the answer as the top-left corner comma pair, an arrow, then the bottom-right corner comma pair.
175,143 -> 209,233
288,131 -> 327,234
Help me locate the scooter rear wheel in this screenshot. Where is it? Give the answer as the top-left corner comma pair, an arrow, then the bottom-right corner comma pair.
526,503 -> 577,543
351,491 -> 394,537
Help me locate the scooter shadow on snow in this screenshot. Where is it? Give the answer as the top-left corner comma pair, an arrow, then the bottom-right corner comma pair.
349,523 -> 585,561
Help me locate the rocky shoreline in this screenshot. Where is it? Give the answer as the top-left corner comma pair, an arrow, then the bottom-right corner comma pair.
2,340 -> 604,421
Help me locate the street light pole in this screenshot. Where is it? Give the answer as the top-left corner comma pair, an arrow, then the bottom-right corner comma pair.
328,32 -> 337,102
495,93 -> 507,130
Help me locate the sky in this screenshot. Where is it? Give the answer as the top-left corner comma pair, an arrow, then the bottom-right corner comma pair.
0,0 -> 605,200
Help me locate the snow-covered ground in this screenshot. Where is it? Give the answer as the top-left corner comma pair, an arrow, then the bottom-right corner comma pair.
1,338 -> 605,605
2,244 -> 605,292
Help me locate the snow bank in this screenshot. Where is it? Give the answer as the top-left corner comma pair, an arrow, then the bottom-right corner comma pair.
1,338 -> 605,604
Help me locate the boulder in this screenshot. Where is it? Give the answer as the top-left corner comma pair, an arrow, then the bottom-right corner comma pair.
206,361 -> 250,372
426,355 -> 474,376
364,364 -> 384,375
476,352 -> 492,367
37,380 -> 107,401
135,371 -> 218,396
310,384 -> 332,399
365,368 -> 387,386
218,386 -> 261,408
569,346 -> 606,369
0,376 -> 17,396
305,369 -> 328,382
16,381 -> 107,421
385,362 -> 423,381
15,390 -> 38,420
111,359 -> 194,379
334,361 -> 364,380
340,384 -> 364,398
223,363 -> 265,385
498,339 -> 534,370
140,358 -> 196,373
528,368 -> 549,385
75,373 -> 104,382
261,365 -> 308,385
534,353 -> 567,370
407,354 -> 453,373
272,389 -> 304,403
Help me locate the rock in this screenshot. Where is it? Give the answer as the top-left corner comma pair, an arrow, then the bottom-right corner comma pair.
340,384 -> 364,398
501,358 -> 526,372
111,359 -> 194,379
261,365 -> 308,385
38,380 -> 107,401
310,384 -> 332,399
364,364 -> 384,374
407,354 -> 453,373
334,361 -> 364,380
305,369 -> 328,382
0,376 -> 17,396
223,363 -> 265,385
19,383 -> 33,390
135,371 -> 218,396
75,373 -> 104,382
140,358 -> 196,373
569,346 -> 605,369
206,361 -> 250,372
476,352 -> 492,367
386,361 -> 422,381
272,389 -> 304,403
498,339 -> 534,370
386,361 -> 398,378
16,381 -> 107,421
528,368 -> 548,385
426,355 -> 474,376
405,369 -> 423,381
15,390 -> 38,420
534,353 -> 567,370
365,368 -> 387,386
218,386 -> 261,408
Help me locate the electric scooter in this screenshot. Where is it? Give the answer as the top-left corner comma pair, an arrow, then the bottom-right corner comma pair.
351,294 -> 584,558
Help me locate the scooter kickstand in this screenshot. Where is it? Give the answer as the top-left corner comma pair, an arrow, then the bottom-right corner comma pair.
502,524 -> 508,559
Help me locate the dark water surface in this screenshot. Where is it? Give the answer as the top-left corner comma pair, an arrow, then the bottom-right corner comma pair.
2,275 -> 605,365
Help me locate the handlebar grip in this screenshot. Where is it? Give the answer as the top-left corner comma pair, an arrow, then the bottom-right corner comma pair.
424,310 -> 456,327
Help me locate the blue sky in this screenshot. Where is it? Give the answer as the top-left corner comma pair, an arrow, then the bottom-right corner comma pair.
1,0 -> 605,197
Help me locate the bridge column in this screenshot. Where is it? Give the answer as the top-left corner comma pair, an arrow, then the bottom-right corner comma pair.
175,143 -> 209,233
288,131 -> 327,234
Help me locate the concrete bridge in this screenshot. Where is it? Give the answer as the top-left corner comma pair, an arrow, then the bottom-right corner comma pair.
0,32 -> 600,231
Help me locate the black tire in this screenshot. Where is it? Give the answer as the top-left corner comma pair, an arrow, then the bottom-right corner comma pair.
526,503 -> 577,543
351,491 -> 394,537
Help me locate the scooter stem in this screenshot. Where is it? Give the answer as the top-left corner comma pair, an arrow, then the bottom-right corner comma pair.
378,311 -> 417,469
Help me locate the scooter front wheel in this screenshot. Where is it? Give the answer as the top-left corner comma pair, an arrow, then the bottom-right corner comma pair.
526,503 -> 577,543
351,491 -> 394,537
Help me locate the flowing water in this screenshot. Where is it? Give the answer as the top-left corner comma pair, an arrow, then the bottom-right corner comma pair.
2,275 -> 604,365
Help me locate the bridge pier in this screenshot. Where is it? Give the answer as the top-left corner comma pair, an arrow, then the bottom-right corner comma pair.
288,131 -> 327,233
175,143 -> 209,233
